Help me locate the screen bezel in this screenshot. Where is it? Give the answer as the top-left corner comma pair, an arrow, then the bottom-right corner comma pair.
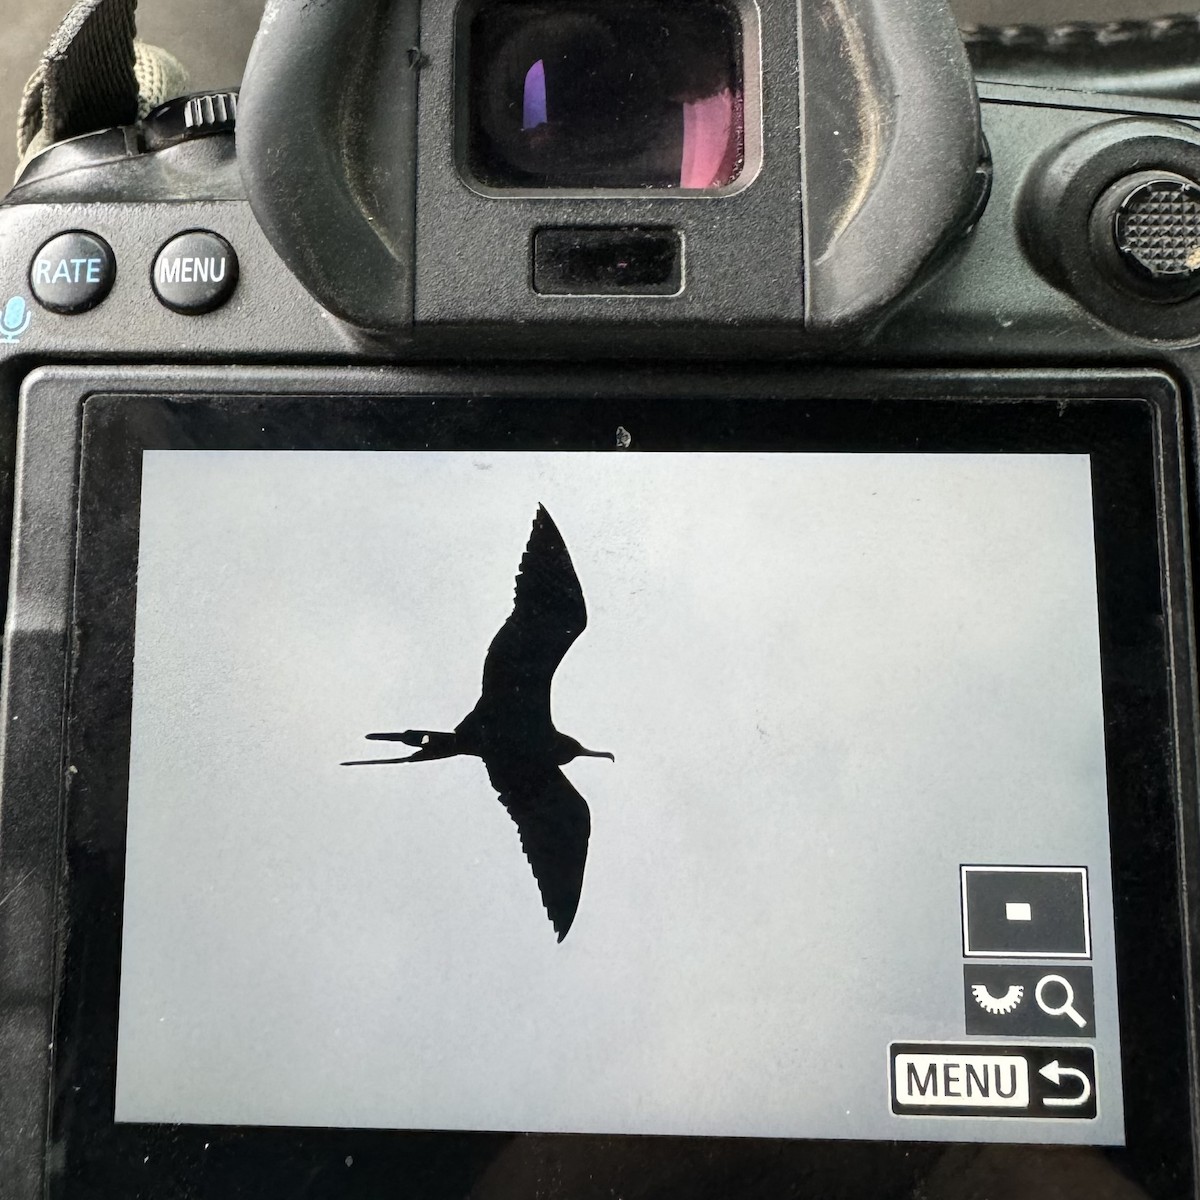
38,375 -> 1198,1200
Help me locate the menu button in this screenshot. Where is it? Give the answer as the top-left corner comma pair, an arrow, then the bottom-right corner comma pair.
153,231 -> 238,314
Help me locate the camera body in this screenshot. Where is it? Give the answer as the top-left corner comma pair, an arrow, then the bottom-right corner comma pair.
3,3 -> 1200,1200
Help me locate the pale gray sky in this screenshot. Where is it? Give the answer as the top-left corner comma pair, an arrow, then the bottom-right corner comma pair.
116,449 -> 1122,1145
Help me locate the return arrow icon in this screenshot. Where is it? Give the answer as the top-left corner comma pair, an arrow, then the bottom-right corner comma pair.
1039,1060 -> 1092,1108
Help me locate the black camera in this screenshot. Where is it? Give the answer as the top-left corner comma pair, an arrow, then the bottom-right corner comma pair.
1,2 -> 1199,1199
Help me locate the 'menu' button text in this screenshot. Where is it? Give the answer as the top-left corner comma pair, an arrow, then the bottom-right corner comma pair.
153,231 -> 239,314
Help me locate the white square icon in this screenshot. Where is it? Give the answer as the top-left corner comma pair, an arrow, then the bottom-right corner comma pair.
961,866 -> 1091,959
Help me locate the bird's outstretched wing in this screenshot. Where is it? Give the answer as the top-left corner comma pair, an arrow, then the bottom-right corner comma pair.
485,758 -> 591,941
476,505 -> 588,729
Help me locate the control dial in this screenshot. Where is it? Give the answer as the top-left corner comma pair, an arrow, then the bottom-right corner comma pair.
143,91 -> 238,152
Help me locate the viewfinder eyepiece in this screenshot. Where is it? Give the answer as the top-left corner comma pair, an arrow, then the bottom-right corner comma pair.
463,0 -> 747,192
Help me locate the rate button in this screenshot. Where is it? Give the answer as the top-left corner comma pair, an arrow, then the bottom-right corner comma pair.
30,231 -> 115,314
152,231 -> 238,314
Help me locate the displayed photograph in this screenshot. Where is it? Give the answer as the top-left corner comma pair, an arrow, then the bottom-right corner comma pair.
115,448 -> 1123,1145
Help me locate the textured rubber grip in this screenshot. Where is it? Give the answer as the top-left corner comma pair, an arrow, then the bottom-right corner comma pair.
237,0 -> 420,332
799,0 -> 984,330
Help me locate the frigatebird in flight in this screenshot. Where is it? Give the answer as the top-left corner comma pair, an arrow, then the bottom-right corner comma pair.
343,505 -> 613,941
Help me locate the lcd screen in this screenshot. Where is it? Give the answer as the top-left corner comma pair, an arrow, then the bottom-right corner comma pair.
114,449 -> 1123,1146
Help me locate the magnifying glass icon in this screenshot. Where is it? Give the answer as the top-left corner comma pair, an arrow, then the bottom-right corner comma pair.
1035,974 -> 1087,1028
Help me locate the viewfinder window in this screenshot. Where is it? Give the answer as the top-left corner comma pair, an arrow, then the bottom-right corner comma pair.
463,0 -> 747,191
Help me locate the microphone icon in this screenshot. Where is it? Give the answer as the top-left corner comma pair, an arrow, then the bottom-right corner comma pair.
0,296 -> 32,344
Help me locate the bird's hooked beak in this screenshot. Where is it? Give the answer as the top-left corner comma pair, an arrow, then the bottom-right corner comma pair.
581,748 -> 616,762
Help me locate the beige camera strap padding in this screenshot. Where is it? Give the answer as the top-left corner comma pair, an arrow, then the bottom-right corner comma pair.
17,0 -> 188,172
18,0 -> 139,159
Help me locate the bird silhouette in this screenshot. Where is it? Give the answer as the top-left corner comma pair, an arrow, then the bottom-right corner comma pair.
343,505 -> 614,941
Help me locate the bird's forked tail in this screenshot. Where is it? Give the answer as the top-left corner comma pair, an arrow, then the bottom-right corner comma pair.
341,729 -> 458,767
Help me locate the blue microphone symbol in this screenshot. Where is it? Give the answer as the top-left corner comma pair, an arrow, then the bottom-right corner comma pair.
0,296 -> 32,344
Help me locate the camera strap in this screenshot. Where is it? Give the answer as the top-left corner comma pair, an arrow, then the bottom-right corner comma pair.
16,3 -> 1200,170
17,0 -> 188,168
963,13 -> 1200,101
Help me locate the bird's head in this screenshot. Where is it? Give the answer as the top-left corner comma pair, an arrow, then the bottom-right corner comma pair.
557,734 -> 615,765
